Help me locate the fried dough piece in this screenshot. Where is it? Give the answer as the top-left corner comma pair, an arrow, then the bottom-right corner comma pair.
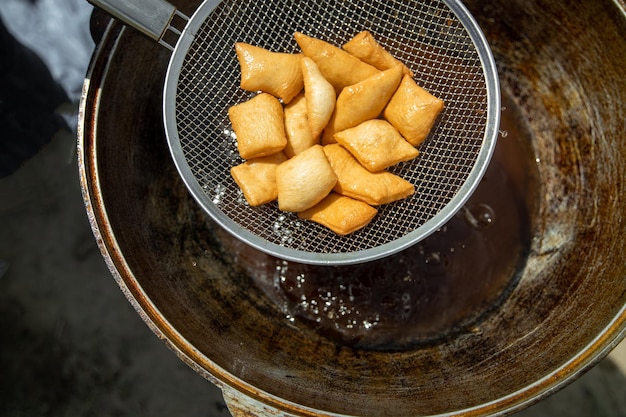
334,119 -> 419,172
323,144 -> 414,205
343,31 -> 413,77
322,65 -> 403,144
228,93 -> 287,159
284,93 -> 317,158
383,75 -> 444,146
276,145 -> 337,212
294,32 -> 379,94
301,57 -> 336,139
235,42 -> 303,104
298,193 -> 377,235
230,152 -> 288,206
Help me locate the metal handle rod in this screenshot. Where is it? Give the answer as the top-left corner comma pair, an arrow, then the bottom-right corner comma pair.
89,0 -> 177,42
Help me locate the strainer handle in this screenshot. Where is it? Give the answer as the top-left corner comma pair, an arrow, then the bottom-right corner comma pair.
89,0 -> 177,43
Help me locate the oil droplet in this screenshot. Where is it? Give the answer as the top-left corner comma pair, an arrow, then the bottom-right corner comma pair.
424,251 -> 442,265
463,203 -> 495,228
212,184 -> 227,204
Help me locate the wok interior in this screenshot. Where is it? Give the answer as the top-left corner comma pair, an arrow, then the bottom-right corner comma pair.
83,0 -> 626,415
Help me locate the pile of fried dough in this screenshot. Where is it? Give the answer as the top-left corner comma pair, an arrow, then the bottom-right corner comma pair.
228,31 -> 444,236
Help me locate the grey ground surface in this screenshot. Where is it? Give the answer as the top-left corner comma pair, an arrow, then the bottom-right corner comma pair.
1,1 -> 625,416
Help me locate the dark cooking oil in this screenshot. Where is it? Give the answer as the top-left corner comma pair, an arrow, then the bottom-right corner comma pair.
219,91 -> 539,351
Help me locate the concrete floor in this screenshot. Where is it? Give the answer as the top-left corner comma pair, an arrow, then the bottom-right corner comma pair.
0,131 -> 231,416
1,0 -> 625,416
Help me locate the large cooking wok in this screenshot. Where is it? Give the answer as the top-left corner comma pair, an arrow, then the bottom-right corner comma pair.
78,0 -> 626,415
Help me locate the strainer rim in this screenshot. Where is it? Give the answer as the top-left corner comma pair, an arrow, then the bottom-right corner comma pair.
163,0 -> 500,266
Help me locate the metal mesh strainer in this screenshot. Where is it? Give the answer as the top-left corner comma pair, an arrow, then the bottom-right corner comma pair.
92,0 -> 500,265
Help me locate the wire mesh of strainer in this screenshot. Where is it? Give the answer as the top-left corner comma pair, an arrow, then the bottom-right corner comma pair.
163,0 -> 500,265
